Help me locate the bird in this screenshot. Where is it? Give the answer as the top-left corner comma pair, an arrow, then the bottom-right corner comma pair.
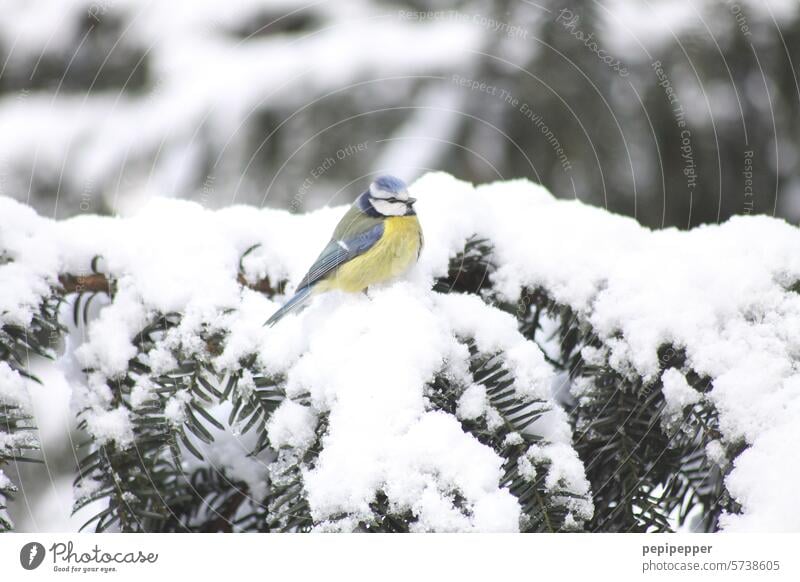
265,175 -> 423,326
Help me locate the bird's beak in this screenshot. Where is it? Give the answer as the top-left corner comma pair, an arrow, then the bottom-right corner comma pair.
406,197 -> 417,205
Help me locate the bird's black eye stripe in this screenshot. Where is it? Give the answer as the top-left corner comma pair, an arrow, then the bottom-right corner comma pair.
371,195 -> 413,205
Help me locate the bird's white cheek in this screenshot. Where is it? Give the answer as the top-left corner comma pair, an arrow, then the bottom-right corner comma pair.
371,199 -> 406,216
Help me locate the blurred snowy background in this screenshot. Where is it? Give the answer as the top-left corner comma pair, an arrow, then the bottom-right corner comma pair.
1,0 -> 800,532
0,0 -> 798,227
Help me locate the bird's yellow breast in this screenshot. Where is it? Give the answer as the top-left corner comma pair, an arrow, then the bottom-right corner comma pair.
317,215 -> 422,293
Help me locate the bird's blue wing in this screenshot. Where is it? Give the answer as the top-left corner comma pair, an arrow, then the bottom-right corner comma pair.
295,221 -> 385,290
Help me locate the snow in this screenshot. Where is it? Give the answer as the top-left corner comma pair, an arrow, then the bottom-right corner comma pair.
1,358 -> 88,532
412,173 -> 800,531
457,384 -> 487,420
0,469 -> 11,490
0,198 -> 58,327
0,0 -> 482,215
0,361 -> 31,409
526,442 -> 592,499
0,362 -> 37,456
267,400 -> 317,450
660,368 -> 701,428
83,406 -> 134,449
375,411 -> 518,533
601,0 -> 798,59
255,285 -> 563,531
705,439 -> 727,468
720,420 -> 800,532
74,291 -> 148,378
601,0 -> 703,58
3,170 -> 800,531
17,473 -> 105,533
164,390 -> 192,426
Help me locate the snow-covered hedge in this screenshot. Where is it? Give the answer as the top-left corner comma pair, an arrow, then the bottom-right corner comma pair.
2,173 -> 799,532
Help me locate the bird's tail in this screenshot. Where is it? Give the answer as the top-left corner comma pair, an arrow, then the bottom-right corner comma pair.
265,286 -> 314,327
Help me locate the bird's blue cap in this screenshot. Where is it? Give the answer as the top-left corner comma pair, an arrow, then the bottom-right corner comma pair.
370,175 -> 408,195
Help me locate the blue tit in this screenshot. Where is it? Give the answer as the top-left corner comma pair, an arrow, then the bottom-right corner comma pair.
265,175 -> 423,326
